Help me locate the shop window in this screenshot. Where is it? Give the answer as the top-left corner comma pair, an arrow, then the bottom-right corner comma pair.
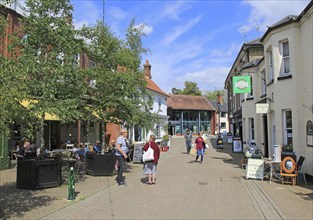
221,122 -> 226,129
283,110 -> 292,146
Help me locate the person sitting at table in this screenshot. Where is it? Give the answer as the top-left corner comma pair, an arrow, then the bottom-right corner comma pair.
77,143 -> 86,157
93,140 -> 102,154
17,138 -> 31,159
107,139 -> 116,154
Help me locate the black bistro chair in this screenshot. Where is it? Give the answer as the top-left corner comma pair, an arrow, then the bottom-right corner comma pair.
297,156 -> 307,185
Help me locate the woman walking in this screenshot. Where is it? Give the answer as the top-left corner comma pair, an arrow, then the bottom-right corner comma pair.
195,133 -> 204,163
143,134 -> 160,185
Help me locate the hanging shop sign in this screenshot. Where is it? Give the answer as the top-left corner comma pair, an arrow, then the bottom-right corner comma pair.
233,76 -> 251,94
256,103 -> 269,114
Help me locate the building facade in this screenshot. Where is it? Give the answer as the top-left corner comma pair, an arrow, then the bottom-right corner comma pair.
167,95 -> 216,135
260,2 -> 313,178
225,1 -> 313,179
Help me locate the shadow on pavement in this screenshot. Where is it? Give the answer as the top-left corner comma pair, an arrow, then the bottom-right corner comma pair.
0,183 -> 58,219
209,137 -> 243,168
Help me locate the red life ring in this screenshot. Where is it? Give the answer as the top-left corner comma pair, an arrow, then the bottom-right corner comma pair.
281,156 -> 296,174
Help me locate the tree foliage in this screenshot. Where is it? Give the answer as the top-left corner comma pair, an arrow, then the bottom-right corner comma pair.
78,19 -> 156,130
1,1 -> 157,145
203,89 -> 225,103
171,81 -> 202,96
2,0 -> 85,147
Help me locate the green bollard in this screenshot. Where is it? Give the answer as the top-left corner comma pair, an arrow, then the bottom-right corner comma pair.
67,161 -> 76,200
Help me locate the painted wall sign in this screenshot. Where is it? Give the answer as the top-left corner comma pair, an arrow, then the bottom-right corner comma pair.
233,76 -> 251,94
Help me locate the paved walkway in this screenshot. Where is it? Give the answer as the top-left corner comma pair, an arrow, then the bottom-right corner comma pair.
0,136 -> 312,219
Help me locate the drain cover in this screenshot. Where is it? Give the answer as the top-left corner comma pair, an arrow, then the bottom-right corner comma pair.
220,177 -> 240,182
198,182 -> 208,185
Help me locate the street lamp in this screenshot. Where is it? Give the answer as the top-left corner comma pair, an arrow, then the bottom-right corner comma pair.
216,91 -> 223,149
216,91 -> 222,136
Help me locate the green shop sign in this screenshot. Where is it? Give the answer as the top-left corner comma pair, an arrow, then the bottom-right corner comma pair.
233,76 -> 251,94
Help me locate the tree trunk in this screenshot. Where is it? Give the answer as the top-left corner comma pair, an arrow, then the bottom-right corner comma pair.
40,114 -> 45,150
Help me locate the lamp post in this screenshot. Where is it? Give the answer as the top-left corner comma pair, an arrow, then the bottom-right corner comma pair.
216,92 -> 222,136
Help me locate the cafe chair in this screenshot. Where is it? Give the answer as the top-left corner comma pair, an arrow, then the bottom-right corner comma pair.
75,153 -> 86,175
296,156 -> 307,185
280,156 -> 297,186
126,148 -> 133,162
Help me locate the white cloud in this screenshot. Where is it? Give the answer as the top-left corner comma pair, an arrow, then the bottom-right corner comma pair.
176,67 -> 230,91
240,0 -> 310,33
108,6 -> 128,20
134,23 -> 154,36
72,1 -> 102,29
161,14 -> 202,45
158,1 -> 192,21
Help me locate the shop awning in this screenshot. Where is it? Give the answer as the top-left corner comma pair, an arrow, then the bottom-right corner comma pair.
19,100 -> 60,121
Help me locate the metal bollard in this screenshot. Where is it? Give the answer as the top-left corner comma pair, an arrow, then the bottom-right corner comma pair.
67,160 -> 76,200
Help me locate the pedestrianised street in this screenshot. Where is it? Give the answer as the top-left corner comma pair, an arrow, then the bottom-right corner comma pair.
1,136 -> 312,219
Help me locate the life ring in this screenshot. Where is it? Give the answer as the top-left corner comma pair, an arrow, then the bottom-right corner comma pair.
282,156 -> 296,174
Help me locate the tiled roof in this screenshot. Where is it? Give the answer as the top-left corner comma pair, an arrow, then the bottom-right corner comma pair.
167,95 -> 215,111
145,77 -> 169,97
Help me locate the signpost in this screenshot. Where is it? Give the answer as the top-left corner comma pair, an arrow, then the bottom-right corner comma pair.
133,144 -> 144,163
232,137 -> 242,152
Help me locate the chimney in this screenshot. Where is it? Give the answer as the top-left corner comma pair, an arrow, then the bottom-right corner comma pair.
143,60 -> 152,79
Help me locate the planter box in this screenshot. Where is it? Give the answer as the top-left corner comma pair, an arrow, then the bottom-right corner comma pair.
86,153 -> 116,176
16,158 -> 62,190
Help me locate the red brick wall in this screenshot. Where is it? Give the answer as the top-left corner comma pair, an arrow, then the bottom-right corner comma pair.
0,7 -> 22,58
106,123 -> 121,143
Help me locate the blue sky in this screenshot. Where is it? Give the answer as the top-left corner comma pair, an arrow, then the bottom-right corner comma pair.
70,0 -> 310,94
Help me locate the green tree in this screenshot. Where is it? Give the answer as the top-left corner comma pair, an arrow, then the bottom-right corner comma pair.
203,89 -> 225,103
5,0 -> 85,148
181,81 -> 202,96
78,19 -> 156,134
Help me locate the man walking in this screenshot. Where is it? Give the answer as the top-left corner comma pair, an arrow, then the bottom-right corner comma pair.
115,128 -> 128,185
184,130 -> 193,154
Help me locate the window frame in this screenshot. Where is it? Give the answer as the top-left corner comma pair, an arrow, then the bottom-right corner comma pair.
266,48 -> 274,82
261,69 -> 266,96
283,110 -> 293,146
249,118 -> 255,143
280,40 -> 290,76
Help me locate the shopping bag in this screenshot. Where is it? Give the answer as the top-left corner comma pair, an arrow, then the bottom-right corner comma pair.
142,142 -> 154,162
205,143 -> 209,149
189,147 -> 197,156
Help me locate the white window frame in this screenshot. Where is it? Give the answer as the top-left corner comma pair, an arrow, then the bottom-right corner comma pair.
158,98 -> 162,112
267,48 -> 274,82
247,75 -> 253,98
249,118 -> 255,143
261,69 -> 266,95
283,110 -> 293,146
280,40 -> 290,76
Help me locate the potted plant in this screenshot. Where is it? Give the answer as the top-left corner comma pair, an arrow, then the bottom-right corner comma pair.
160,134 -> 171,151
282,144 -> 293,152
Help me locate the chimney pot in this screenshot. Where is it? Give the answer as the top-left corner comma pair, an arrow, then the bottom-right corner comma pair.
144,60 -> 152,79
